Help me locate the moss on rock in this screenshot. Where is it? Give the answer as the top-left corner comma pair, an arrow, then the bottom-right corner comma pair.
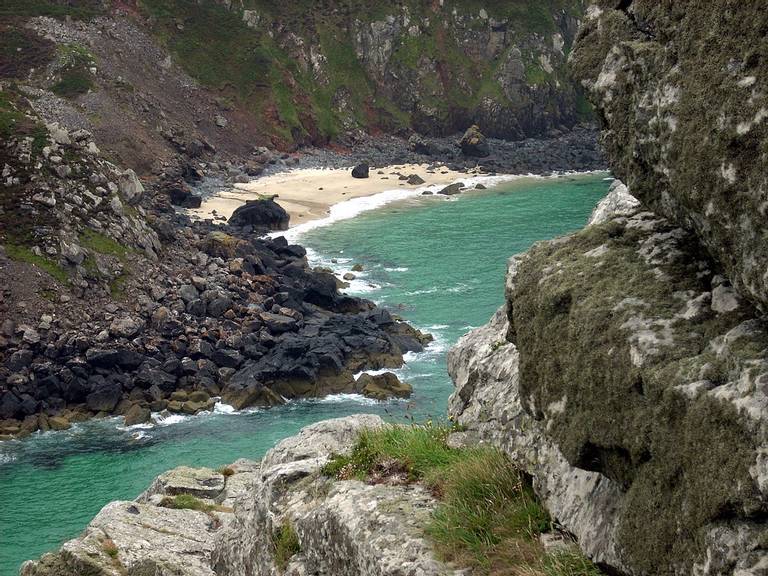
510,207 -> 768,574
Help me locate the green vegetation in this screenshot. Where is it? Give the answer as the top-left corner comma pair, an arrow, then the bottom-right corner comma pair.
79,229 -> 129,260
0,89 -> 24,140
51,44 -> 95,98
101,539 -> 119,559
271,521 -> 301,572
0,0 -> 104,19
158,493 -> 232,514
511,217 -> 765,574
323,425 -> 601,575
5,244 -> 68,284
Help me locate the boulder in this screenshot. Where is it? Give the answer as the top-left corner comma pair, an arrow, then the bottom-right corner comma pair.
124,404 -> 151,426
86,382 -> 122,413
437,182 -> 464,196
228,198 -> 289,231
458,125 -> 490,157
354,372 -> 412,400
118,169 -> 144,205
351,163 -> 369,179
168,182 -> 202,208
407,174 -> 425,185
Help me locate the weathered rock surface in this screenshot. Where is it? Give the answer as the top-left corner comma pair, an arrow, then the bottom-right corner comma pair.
21,462 -> 252,576
23,416 -> 458,576
571,1 -> 768,312
449,187 -> 768,575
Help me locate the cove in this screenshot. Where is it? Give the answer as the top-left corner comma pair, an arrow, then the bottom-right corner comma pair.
0,172 -> 610,575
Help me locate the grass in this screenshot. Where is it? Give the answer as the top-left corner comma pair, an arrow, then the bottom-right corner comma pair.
0,0 -> 104,19
158,493 -> 231,513
79,229 -> 130,260
271,521 -> 301,572
101,538 -> 119,559
5,244 -> 69,284
323,425 -> 602,576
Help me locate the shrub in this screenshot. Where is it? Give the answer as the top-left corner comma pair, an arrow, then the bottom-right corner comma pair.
271,521 -> 301,572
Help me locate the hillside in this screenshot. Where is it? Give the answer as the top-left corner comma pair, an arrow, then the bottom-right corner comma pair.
1,0 -> 590,172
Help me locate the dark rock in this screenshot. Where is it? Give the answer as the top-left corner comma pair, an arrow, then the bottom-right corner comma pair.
459,125 -> 490,157
212,349 -> 243,369
85,381 -> 122,412
86,348 -> 145,370
438,183 -> 464,196
407,174 -> 425,185
229,198 -> 289,231
351,163 -> 369,179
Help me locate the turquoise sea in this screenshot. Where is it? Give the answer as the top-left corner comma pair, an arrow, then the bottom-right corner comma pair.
0,172 -> 610,575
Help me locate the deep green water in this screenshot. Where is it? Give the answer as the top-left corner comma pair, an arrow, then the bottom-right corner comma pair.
0,172 -> 610,575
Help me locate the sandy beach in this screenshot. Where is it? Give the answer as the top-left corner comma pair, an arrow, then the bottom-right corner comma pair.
189,163 -> 480,227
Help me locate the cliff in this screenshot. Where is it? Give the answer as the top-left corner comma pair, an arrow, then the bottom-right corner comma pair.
1,0 -> 591,170
449,2 -> 768,575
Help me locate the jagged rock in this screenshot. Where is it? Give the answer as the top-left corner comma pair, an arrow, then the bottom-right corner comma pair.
214,415 -> 457,575
407,174 -> 425,185
139,466 -> 225,502
117,169 -> 144,205
86,382 -> 122,413
228,198 -> 289,231
351,163 -> 369,178
458,125 -> 490,157
354,372 -> 412,400
23,416 -> 458,575
449,186 -> 768,576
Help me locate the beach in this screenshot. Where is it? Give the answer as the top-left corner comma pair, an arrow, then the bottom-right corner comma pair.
189,163 -> 479,227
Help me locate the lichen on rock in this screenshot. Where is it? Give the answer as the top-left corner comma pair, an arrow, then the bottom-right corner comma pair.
449,183 -> 768,575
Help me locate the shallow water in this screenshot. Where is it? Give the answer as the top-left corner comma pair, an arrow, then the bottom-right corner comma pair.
0,172 -> 610,575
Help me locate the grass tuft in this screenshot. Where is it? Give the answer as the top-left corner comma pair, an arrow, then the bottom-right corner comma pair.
101,538 -> 119,559
323,424 -> 602,576
5,244 -> 69,284
271,521 -> 301,572
218,466 -> 236,477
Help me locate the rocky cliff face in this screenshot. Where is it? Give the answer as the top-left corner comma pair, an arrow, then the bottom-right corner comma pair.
449,2 -> 768,575
569,2 -> 768,312
1,0 -> 592,165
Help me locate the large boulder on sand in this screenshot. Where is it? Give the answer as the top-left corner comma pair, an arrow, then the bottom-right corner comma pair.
228,198 -> 289,231
458,125 -> 490,157
351,163 -> 369,178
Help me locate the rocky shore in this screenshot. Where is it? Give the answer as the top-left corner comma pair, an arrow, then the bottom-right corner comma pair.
0,91 -> 437,440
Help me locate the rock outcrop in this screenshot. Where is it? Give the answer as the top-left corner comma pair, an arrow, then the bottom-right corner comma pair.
449,3 -> 768,571
570,2 -> 768,312
23,416 -> 457,576
449,183 -> 768,575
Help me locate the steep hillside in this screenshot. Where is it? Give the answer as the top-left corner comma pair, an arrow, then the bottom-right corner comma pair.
1,0 -> 591,172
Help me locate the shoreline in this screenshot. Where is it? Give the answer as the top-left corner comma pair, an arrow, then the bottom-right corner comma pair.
190,161 -> 611,237
189,163 -> 483,227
